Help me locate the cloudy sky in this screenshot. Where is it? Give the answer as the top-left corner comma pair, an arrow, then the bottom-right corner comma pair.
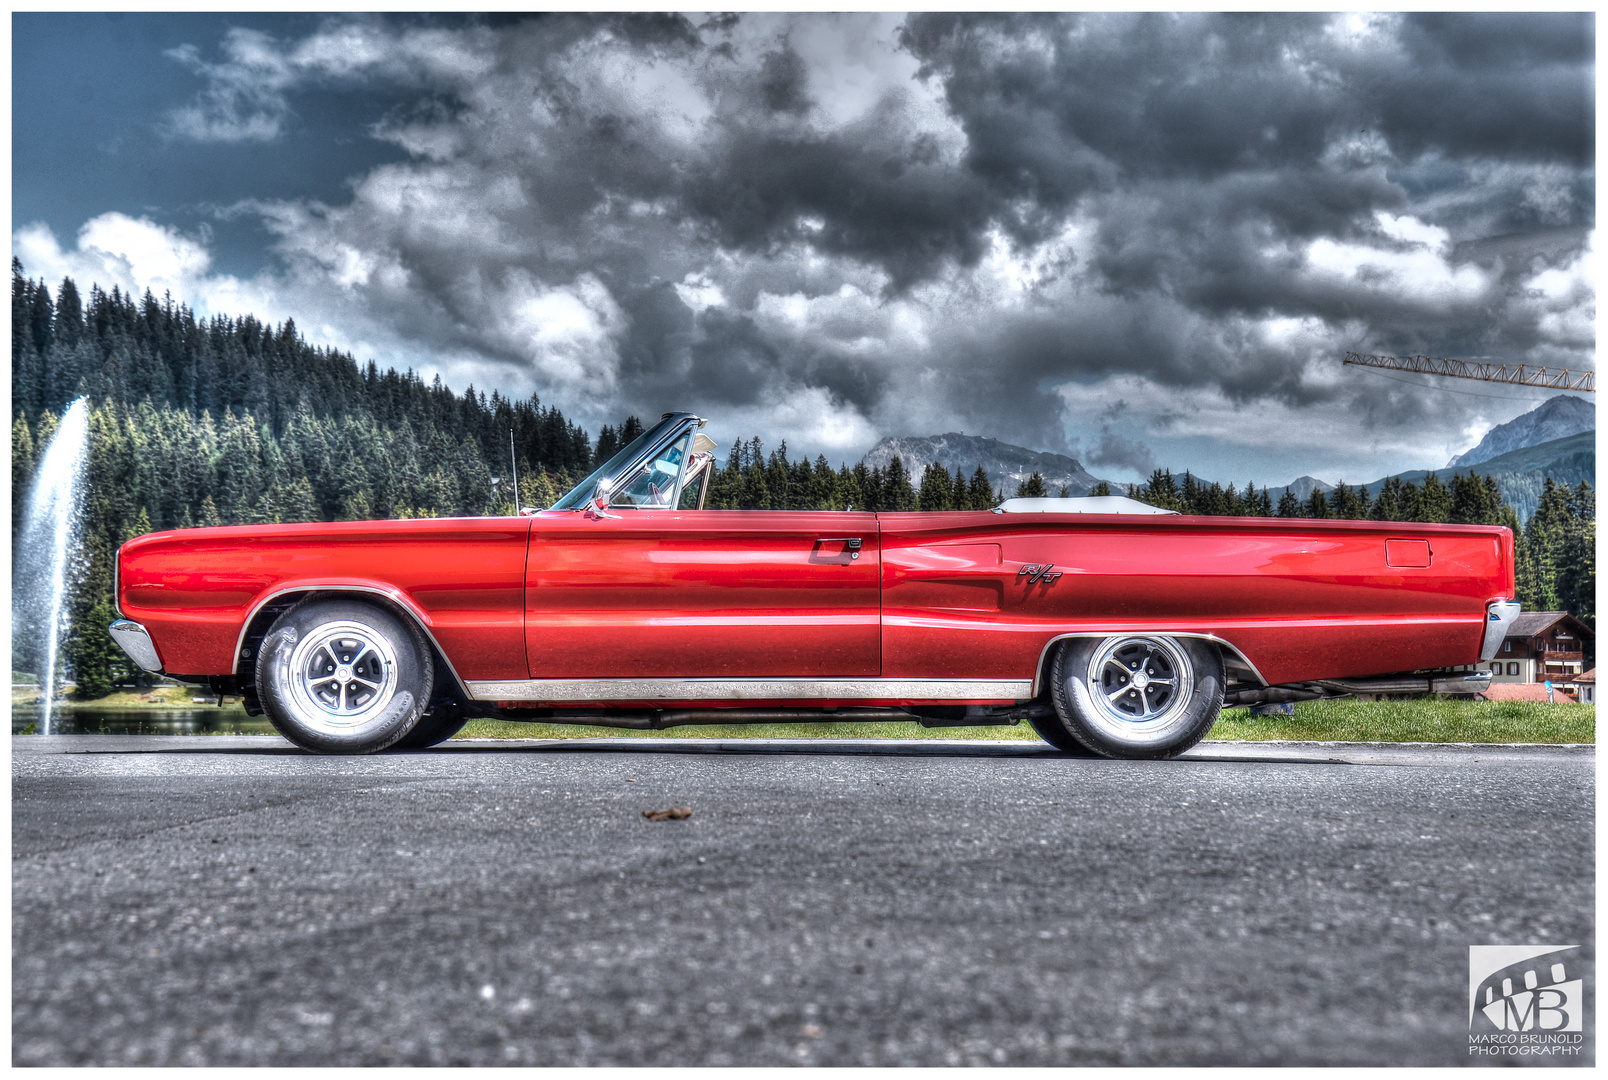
13,12 -> 1595,485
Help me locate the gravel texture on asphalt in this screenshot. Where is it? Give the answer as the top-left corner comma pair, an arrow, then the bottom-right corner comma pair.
11,736 -> 1595,1066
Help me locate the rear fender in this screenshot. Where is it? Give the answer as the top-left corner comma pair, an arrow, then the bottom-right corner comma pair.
1031,632 -> 1267,698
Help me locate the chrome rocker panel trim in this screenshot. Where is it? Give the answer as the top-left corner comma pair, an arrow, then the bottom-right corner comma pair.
109,619 -> 164,673
466,678 -> 1034,703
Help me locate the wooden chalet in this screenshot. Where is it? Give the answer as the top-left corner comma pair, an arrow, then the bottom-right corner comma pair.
1480,611 -> 1595,685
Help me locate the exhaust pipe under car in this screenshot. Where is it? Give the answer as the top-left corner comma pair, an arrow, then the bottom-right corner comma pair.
1224,669 -> 1492,708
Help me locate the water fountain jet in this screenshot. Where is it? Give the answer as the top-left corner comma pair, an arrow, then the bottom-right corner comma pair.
14,398 -> 90,735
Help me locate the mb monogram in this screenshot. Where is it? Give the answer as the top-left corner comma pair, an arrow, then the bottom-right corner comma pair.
1469,945 -> 1586,1059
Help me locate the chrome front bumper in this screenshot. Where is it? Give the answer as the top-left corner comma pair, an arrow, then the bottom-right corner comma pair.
109,619 -> 163,673
1480,600 -> 1523,661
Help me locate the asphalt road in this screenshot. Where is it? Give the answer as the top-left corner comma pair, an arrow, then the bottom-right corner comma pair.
12,736 -> 1595,1066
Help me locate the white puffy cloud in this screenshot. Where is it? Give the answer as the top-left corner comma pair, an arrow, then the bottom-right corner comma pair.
15,213 -> 223,306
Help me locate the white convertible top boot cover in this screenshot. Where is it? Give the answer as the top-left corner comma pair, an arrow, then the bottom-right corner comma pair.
993,496 -> 1179,515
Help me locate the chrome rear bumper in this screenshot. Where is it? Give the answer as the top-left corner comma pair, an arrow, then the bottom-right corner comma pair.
109,619 -> 163,673
1480,600 -> 1522,661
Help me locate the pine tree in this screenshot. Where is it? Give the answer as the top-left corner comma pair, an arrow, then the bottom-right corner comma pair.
1450,470 -> 1501,525
1017,472 -> 1047,498
1137,469 -> 1179,511
919,462 -> 953,510
885,456 -> 917,510
951,465 -> 970,510
71,599 -> 121,699
811,456 -> 840,510
1522,478 -> 1571,612
515,470 -> 556,511
853,462 -> 877,512
1370,476 -> 1405,522
55,277 -> 83,348
839,464 -> 864,512
740,439 -> 770,509
343,490 -> 375,521
1416,472 -> 1452,523
969,466 -> 993,509
1559,482 -> 1595,627
28,277 -> 54,361
1180,472 -> 1200,513
12,414 -> 34,539
766,442 -> 792,510
1331,482 -> 1368,520
277,477 -> 321,523
595,424 -> 620,464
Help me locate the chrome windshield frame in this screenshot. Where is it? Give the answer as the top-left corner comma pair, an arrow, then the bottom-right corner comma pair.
551,412 -> 707,512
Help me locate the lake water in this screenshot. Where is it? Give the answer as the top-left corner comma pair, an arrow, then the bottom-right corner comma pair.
10,708 -> 277,736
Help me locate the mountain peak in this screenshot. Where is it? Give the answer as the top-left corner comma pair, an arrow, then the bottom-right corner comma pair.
1279,476 -> 1336,500
1450,394 -> 1595,468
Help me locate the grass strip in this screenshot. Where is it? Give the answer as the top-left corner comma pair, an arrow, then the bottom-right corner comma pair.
1209,698 -> 1594,744
13,685 -> 244,711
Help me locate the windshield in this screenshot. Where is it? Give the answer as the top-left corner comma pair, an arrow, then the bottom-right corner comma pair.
549,414 -> 686,511
611,431 -> 691,507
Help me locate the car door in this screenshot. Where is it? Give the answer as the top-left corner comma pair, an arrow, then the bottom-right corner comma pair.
525,510 -> 881,679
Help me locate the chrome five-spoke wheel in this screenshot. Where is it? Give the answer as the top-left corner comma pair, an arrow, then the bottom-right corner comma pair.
257,599 -> 432,754
1086,635 -> 1192,738
287,622 -> 400,730
1039,634 -> 1225,759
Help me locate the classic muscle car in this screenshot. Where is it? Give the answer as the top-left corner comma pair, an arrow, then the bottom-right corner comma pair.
110,411 -> 1520,757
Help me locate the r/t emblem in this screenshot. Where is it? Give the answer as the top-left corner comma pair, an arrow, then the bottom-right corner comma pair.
1017,563 -> 1063,585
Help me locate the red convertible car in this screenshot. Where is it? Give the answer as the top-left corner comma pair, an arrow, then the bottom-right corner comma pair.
111,412 -> 1518,757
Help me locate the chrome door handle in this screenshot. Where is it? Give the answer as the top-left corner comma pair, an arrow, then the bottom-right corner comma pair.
818,537 -> 863,559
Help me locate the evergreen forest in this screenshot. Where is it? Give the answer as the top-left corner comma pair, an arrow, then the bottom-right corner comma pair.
10,264 -> 1595,697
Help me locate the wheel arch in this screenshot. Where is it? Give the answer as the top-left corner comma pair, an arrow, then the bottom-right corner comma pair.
233,584 -> 472,704
1030,632 -> 1266,698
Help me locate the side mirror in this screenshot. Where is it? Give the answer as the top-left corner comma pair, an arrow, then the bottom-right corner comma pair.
588,477 -> 620,519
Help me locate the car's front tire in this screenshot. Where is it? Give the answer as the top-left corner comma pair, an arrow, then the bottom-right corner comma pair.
391,705 -> 468,749
1043,635 -> 1223,759
256,599 -> 432,754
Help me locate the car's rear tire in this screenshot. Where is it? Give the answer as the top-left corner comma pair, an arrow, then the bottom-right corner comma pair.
1026,714 -> 1097,754
1045,635 -> 1224,759
256,598 -> 432,754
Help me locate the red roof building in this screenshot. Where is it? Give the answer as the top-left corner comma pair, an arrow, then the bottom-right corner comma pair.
1480,682 -> 1578,704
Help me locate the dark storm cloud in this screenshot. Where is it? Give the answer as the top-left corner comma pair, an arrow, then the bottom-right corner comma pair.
903,13 -> 1592,185
23,12 -> 1591,482
879,13 -> 1593,429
